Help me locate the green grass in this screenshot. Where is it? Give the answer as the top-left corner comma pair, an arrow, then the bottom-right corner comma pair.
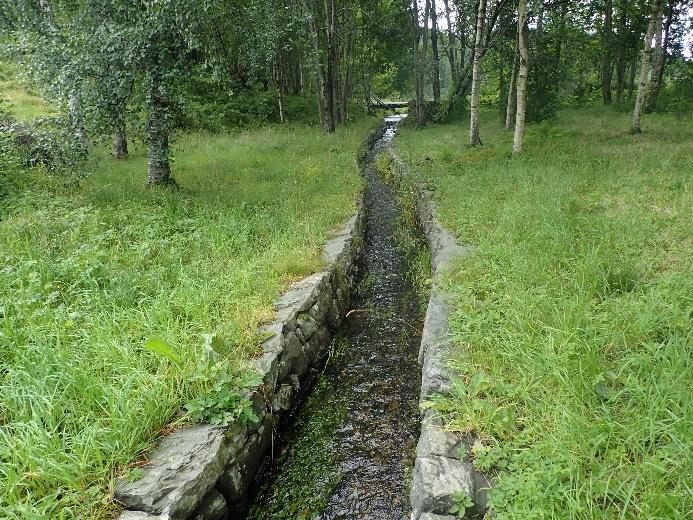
395,107 -> 692,519
0,120 -> 372,518
0,61 -> 56,121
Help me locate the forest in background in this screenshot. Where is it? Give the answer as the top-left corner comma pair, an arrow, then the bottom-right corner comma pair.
0,0 -> 691,184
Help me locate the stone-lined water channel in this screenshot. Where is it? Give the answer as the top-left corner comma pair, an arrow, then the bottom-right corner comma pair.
242,117 -> 426,520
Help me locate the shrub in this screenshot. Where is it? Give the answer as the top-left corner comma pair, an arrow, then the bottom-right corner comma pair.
0,115 -> 87,171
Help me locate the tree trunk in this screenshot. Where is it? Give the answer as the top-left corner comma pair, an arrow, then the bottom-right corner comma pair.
325,0 -> 341,128
113,123 -> 128,159
601,0 -> 613,104
341,9 -> 355,122
646,3 -> 667,112
316,0 -> 335,133
498,62 -> 507,120
309,12 -> 326,128
333,45 -> 343,125
420,0 -> 431,123
276,54 -> 286,123
632,0 -> 661,133
513,0 -> 529,155
657,1 -> 674,87
409,0 -> 428,126
430,0 -> 441,104
505,36 -> 519,131
458,8 -> 468,68
440,0 -> 506,120
644,8 -> 664,113
615,6 -> 627,103
146,82 -> 174,187
628,55 -> 637,98
469,0 -> 487,146
442,0 -> 458,85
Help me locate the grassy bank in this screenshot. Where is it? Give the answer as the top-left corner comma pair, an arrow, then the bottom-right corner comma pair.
395,108 -> 692,518
0,121 -> 371,518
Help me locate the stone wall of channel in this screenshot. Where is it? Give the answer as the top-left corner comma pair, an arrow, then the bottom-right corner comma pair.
115,205 -> 365,520
386,151 -> 493,520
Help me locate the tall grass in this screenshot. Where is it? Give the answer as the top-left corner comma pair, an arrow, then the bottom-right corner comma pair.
0,121 -> 371,518
0,61 -> 56,121
396,107 -> 692,519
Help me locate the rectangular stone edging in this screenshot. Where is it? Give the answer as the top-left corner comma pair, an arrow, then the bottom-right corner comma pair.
386,149 -> 493,520
115,197 -> 366,520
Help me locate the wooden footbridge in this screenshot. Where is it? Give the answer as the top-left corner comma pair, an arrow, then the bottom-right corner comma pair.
369,95 -> 409,110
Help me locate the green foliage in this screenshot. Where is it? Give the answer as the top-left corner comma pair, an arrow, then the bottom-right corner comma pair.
449,490 -> 475,518
176,89 -> 350,132
0,122 -> 20,202
5,115 -> 88,170
397,107 -> 693,518
657,60 -> 693,115
184,361 -> 260,427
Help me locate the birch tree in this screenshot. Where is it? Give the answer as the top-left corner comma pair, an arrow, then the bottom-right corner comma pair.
469,0 -> 488,146
645,5 -> 664,112
408,0 -> 430,126
645,0 -> 674,112
512,0 -> 528,155
632,0 -> 662,133
601,0 -> 614,104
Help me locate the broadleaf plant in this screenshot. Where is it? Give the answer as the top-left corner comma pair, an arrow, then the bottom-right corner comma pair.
449,490 -> 474,519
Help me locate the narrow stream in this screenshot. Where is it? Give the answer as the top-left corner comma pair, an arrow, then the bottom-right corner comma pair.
245,116 -> 425,520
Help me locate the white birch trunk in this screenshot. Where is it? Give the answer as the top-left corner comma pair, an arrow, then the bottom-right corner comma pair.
632,0 -> 661,133
645,7 -> 664,112
512,0 -> 529,155
469,0 -> 487,146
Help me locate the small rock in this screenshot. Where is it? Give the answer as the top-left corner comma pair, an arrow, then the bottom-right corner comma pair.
410,456 -> 476,517
278,331 -> 309,382
416,424 -> 463,460
191,489 -> 228,520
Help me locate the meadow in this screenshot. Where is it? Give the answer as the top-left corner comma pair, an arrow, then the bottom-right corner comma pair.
396,107 -> 692,518
0,117 -> 371,517
0,61 -> 56,121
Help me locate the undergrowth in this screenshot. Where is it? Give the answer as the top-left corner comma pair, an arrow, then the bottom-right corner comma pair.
396,107 -> 692,519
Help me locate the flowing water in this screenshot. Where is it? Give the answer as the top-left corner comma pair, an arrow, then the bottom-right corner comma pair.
244,115 -> 425,520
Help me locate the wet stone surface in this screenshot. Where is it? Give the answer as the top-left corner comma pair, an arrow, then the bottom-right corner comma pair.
244,118 -> 425,520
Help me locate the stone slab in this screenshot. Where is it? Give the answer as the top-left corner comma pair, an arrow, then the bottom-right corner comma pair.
115,425 -> 231,518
